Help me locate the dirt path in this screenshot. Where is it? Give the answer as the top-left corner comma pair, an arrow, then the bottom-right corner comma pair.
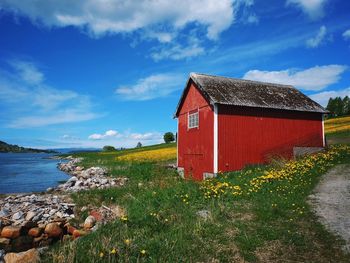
308,164 -> 350,252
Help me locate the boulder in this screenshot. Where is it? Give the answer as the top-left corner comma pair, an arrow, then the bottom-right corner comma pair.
4,248 -> 39,263
44,223 -> 62,238
83,216 -> 96,230
28,228 -> 42,238
72,229 -> 87,239
65,225 -> 77,235
1,226 -> 21,239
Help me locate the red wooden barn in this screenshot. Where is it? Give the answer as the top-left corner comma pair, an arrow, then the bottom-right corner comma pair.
174,73 -> 327,180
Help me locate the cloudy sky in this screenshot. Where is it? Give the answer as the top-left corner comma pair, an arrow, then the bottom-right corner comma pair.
0,0 -> 349,149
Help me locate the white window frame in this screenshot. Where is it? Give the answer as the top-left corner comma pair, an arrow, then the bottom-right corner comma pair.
188,111 -> 199,129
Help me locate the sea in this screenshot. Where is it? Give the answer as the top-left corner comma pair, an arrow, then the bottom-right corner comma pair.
0,153 -> 69,194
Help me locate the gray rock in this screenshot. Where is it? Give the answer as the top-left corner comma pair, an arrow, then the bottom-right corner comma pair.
0,209 -> 9,218
25,211 -> 36,221
196,210 -> 212,221
12,211 -> 24,221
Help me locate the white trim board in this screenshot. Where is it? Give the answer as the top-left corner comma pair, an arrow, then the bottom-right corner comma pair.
213,104 -> 218,174
322,114 -> 325,147
177,119 -> 179,167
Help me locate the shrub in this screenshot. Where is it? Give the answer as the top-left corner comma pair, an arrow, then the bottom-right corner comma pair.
102,145 -> 116,152
163,132 -> 175,143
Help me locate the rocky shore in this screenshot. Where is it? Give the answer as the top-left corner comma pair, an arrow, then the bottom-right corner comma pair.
54,157 -> 127,192
0,156 -> 127,262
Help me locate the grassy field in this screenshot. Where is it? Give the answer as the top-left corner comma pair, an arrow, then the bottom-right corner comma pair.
44,142 -> 350,262
325,116 -> 350,145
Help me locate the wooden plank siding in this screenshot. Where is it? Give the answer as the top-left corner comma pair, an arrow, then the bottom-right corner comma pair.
217,105 -> 324,172
177,81 -> 214,180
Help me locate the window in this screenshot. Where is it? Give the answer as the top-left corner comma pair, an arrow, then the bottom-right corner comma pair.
188,111 -> 199,129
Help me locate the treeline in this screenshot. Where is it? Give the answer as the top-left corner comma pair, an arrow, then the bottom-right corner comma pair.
0,140 -> 56,153
326,96 -> 350,117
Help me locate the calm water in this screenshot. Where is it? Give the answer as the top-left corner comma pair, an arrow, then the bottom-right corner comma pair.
0,153 -> 69,194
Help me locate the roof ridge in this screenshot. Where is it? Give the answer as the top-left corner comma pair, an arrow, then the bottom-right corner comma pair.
190,72 -> 295,89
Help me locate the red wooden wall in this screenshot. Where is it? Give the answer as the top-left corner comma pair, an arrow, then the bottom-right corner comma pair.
177,81 -> 214,180
217,105 -> 323,172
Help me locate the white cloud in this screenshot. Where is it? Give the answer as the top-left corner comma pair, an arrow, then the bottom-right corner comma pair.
87,130 -> 164,147
243,65 -> 347,91
129,132 -> 162,140
286,0 -> 327,20
343,29 -> 350,40
306,25 -> 328,48
309,88 -> 350,106
0,60 -> 100,128
9,60 -> 44,85
0,0 -> 235,40
151,42 -> 205,61
115,73 -> 184,101
88,130 -> 120,140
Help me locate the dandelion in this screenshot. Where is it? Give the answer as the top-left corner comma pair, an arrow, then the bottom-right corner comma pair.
99,252 -> 104,258
110,248 -> 117,254
140,249 -> 146,256
120,215 -> 128,222
124,239 -> 131,246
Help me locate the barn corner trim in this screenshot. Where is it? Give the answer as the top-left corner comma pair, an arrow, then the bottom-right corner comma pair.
213,103 -> 218,175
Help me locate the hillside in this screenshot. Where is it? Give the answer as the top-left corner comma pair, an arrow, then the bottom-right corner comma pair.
325,116 -> 350,145
42,142 -> 350,262
0,140 -> 56,153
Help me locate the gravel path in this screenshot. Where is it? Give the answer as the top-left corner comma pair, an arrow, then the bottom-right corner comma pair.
308,164 -> 350,252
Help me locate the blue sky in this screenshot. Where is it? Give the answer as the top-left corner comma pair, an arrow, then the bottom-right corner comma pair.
0,0 -> 349,149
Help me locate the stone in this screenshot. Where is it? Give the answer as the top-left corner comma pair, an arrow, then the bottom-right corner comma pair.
12,212 -> 24,221
90,210 -> 103,222
100,179 -> 108,185
72,229 -> 87,239
0,208 -> 9,218
0,237 -> 11,251
28,228 -> 42,238
83,216 -> 96,230
0,237 -> 10,246
4,248 -> 39,263
65,225 -> 77,235
1,226 -> 21,239
196,210 -> 212,221
0,249 -> 5,260
25,211 -> 36,221
44,223 -> 62,238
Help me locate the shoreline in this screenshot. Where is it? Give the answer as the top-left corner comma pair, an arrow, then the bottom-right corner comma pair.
0,156 -> 127,260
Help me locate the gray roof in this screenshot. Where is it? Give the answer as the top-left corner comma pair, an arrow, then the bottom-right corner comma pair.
175,72 -> 327,117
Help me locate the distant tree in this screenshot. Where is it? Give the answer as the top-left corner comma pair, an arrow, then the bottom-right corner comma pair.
343,96 -> 350,115
326,96 -> 349,118
136,142 -> 142,148
102,145 -> 116,152
163,132 -> 175,144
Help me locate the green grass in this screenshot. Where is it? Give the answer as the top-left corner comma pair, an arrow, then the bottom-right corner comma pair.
44,143 -> 350,262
